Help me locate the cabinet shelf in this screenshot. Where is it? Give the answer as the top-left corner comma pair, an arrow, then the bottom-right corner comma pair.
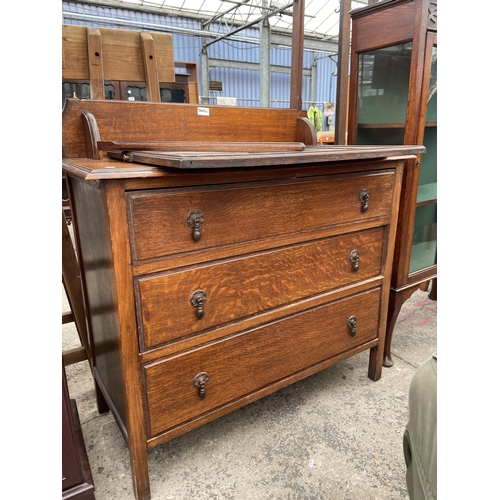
358,123 -> 405,129
409,240 -> 437,274
416,182 -> 437,205
357,121 -> 437,129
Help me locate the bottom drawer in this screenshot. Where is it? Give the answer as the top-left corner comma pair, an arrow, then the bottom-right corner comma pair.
144,287 -> 381,437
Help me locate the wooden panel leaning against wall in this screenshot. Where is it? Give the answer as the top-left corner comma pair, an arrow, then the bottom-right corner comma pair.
62,24 -> 199,106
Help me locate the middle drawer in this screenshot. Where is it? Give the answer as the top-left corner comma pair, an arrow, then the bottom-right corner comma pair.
135,226 -> 384,350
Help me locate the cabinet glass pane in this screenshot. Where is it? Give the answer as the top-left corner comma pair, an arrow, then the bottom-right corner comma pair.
126,85 -> 148,102
160,88 -> 186,103
62,82 -> 91,103
417,46 -> 437,203
356,42 -> 412,145
62,82 -> 116,107
411,45 -> 437,274
409,203 -> 437,274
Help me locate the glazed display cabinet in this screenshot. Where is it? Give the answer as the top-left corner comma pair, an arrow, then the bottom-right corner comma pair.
347,0 -> 437,367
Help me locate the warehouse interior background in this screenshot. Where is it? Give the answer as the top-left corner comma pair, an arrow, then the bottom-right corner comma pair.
0,1 -> 498,498
61,0 -> 372,114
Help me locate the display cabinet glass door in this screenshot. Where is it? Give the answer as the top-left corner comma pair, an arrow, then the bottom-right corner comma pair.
356,42 -> 412,146
355,41 -> 437,277
410,44 -> 437,274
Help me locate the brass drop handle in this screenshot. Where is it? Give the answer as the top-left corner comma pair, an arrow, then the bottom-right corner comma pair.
349,249 -> 360,272
347,315 -> 357,337
359,189 -> 370,213
193,372 -> 209,400
187,209 -> 204,242
190,289 -> 207,319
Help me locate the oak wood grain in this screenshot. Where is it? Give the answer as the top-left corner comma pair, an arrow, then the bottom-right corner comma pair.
63,94 -> 410,500
62,99 -> 309,158
137,227 -> 385,349
144,287 -> 381,437
98,140 -> 306,152
127,171 -> 395,262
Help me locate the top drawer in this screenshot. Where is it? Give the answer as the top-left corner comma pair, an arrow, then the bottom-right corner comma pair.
127,171 -> 395,262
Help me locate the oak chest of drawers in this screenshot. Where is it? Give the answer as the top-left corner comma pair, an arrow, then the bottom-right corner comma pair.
62,99 -> 423,500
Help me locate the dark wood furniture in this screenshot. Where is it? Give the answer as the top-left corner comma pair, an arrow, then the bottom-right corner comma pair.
62,361 -> 95,500
347,0 -> 437,367
62,97 -> 423,500
62,208 -> 92,367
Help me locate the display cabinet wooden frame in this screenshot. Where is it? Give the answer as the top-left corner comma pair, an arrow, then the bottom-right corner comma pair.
347,0 -> 437,367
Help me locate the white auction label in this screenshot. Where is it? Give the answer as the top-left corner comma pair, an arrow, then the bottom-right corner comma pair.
197,107 -> 210,116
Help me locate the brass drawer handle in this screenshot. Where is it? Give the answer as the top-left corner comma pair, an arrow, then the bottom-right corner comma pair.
347,315 -> 357,337
359,189 -> 370,213
186,209 -> 204,242
193,371 -> 209,400
349,249 -> 360,272
190,289 -> 207,320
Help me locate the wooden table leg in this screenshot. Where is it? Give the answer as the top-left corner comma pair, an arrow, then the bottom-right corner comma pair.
428,277 -> 437,301
368,346 -> 383,381
384,286 -> 419,367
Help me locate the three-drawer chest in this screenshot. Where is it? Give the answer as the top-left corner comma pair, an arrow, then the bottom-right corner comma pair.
62,99 -> 423,500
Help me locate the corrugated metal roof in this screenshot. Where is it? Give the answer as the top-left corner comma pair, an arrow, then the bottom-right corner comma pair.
71,0 -> 370,41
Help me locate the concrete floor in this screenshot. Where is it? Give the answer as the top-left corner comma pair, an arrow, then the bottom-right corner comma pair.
63,285 -> 436,500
